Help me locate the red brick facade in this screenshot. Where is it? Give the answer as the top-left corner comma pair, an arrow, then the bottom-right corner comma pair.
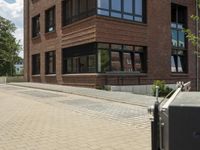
24,0 -> 199,89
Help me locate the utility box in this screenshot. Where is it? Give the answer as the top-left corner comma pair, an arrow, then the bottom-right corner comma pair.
161,92 -> 200,150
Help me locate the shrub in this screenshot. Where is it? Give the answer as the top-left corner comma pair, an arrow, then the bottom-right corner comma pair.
152,80 -> 174,97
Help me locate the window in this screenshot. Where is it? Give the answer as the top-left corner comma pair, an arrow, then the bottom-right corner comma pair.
45,51 -> 56,74
98,43 -> 147,73
45,6 -> 55,33
63,43 -> 147,74
32,54 -> 40,75
111,51 -> 122,71
171,4 -> 187,73
32,15 -> 40,38
88,55 -> 96,72
171,50 -> 187,73
62,0 -> 96,26
97,0 -> 146,22
123,53 -> 133,72
63,43 -> 97,74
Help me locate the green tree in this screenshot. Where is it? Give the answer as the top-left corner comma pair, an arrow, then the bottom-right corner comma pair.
0,16 -> 21,76
185,0 -> 200,55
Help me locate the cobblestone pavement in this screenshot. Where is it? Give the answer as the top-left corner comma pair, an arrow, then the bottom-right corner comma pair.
0,84 -> 151,150
10,82 -> 156,107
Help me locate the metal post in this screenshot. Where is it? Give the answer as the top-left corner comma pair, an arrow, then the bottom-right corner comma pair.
151,101 -> 160,150
196,0 -> 199,91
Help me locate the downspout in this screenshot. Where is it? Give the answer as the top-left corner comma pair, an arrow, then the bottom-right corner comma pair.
196,0 -> 199,91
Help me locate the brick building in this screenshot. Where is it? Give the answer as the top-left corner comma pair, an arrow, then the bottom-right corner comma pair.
24,0 -> 199,89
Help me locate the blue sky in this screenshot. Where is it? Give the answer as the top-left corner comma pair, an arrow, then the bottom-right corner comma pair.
0,0 -> 23,57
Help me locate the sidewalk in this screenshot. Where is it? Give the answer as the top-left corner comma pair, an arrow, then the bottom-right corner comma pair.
9,82 -> 157,107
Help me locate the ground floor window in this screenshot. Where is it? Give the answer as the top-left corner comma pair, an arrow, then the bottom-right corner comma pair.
45,51 -> 56,74
62,43 -> 147,74
32,54 -> 40,75
171,50 -> 187,73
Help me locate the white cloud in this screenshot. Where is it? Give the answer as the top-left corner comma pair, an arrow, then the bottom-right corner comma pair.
0,0 -> 24,58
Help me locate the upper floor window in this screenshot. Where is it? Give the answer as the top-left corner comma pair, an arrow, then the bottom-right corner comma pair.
62,0 -> 96,26
32,15 -> 40,38
45,6 -> 56,33
171,4 -> 187,73
97,0 -> 146,23
171,4 -> 187,49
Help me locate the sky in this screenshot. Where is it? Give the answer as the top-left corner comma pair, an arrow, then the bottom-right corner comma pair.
0,0 -> 23,58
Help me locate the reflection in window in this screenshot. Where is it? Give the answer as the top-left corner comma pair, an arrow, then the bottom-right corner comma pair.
171,4 -> 187,73
135,0 -> 142,15
134,53 -> 142,72
45,6 -> 55,33
123,53 -> 133,72
171,29 -> 178,47
178,31 -> 185,48
98,50 -> 110,72
171,51 -> 187,73
88,55 -> 96,72
67,58 -> 72,73
111,0 -> 121,11
62,0 -> 96,26
45,51 -> 56,74
80,56 -> 87,73
97,0 -> 145,23
111,51 -> 121,71
124,0 -> 133,13
98,0 -> 109,9
32,15 -> 40,38
73,57 -> 79,73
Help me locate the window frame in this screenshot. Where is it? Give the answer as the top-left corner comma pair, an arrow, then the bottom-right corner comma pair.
171,4 -> 188,74
45,51 -> 56,75
62,0 -> 97,27
97,0 -> 147,23
32,14 -> 40,38
45,6 -> 56,33
32,54 -> 40,75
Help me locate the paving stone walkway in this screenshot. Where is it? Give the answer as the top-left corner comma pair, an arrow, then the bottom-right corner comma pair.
0,84 -> 151,150
10,82 -> 157,107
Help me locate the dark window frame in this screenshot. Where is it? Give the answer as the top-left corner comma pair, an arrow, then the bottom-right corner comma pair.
45,51 -> 56,74
171,3 -> 188,73
97,0 -> 147,23
32,54 -> 40,75
45,6 -> 56,33
62,43 -> 147,74
62,0 -> 97,26
32,14 -> 40,38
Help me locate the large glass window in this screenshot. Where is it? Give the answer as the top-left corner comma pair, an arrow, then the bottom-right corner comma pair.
98,43 -> 147,73
98,49 -> 110,72
32,54 -> 40,75
45,6 -> 55,33
63,43 -> 97,74
45,51 -> 56,74
32,15 -> 40,38
111,51 -> 121,71
62,0 -> 96,26
171,4 -> 187,73
63,43 -> 147,74
97,0 -> 146,23
123,53 -> 133,72
171,50 -> 186,73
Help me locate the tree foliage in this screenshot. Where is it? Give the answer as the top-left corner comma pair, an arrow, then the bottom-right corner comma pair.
185,0 -> 200,56
0,16 -> 21,76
